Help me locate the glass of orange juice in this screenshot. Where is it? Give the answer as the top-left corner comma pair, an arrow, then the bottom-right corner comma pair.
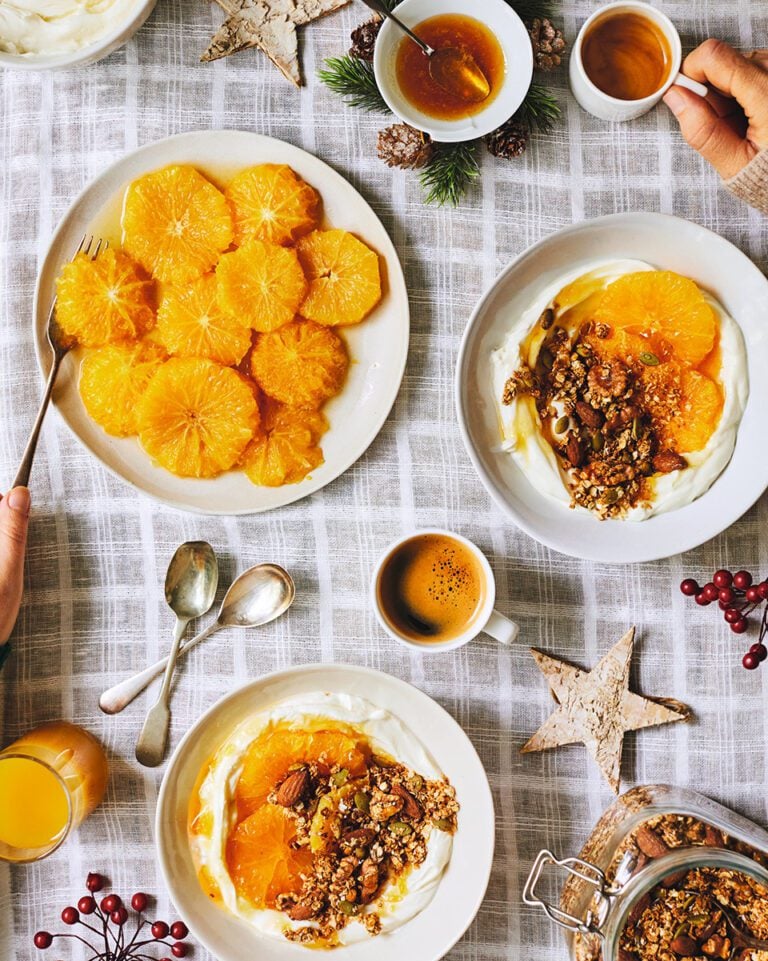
0,721 -> 108,863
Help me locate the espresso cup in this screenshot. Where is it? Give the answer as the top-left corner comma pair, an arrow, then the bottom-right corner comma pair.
569,1 -> 708,122
371,528 -> 519,652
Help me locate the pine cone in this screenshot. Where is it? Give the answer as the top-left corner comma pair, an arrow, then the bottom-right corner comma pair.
349,17 -> 382,61
485,119 -> 529,159
528,17 -> 566,71
377,124 -> 435,169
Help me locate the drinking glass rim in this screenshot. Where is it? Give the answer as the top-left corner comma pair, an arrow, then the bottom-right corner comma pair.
0,752 -> 74,863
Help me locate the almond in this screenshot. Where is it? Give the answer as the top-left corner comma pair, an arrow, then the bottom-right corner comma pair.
391,783 -> 422,820
653,449 -> 687,474
565,434 -> 585,468
287,902 -> 317,921
575,401 -> 604,430
703,825 -> 725,848
276,767 -> 310,807
636,824 -> 669,859
670,935 -> 699,956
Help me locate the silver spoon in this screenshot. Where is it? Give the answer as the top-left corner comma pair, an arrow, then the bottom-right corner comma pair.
361,0 -> 491,103
135,542 -> 218,768
101,563 -> 295,716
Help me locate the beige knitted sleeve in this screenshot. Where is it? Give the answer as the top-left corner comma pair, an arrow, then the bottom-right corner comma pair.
725,148 -> 768,214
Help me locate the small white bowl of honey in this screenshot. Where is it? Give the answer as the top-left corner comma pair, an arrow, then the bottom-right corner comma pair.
373,0 -> 534,143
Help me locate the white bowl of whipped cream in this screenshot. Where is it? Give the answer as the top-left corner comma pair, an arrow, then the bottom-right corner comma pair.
0,0 -> 156,69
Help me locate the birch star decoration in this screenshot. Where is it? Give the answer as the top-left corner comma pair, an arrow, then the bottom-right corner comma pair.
203,0 -> 351,84
521,627 -> 692,793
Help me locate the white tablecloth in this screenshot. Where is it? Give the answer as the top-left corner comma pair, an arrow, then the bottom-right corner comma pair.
2,2 -> 768,958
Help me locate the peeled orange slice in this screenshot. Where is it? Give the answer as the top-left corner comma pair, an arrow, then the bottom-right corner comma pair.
79,339 -> 166,436
242,407 -> 324,487
225,165 -> 321,247
122,165 -> 233,285
56,249 -> 155,348
136,357 -> 259,477
250,320 -> 348,408
216,240 -> 307,333
297,229 -> 381,327
664,369 -> 723,453
593,270 -> 716,366
157,275 -> 252,366
226,805 -> 312,909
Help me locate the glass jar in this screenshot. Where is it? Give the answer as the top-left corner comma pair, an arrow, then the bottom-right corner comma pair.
523,784 -> 768,961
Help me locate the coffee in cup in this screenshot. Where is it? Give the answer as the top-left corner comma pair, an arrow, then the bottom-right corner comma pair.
581,10 -> 672,101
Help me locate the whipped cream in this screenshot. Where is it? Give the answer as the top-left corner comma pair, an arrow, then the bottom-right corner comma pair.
190,692 -> 453,947
490,259 -> 749,521
0,0 -> 139,56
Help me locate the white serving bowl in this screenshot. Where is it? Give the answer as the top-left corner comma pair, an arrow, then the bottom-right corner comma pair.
156,664 -> 495,961
455,213 -> 768,564
0,0 -> 156,70
373,0 -> 533,143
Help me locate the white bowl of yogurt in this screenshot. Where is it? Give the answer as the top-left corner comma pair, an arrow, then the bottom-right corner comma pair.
0,0 -> 156,69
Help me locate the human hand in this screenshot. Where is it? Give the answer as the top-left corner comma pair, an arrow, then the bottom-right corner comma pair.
0,487 -> 31,647
663,39 -> 768,179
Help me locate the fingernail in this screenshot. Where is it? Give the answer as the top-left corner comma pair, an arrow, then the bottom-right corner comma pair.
663,88 -> 686,116
7,487 -> 31,516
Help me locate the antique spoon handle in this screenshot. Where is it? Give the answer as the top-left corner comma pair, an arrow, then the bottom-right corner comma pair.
359,0 -> 434,56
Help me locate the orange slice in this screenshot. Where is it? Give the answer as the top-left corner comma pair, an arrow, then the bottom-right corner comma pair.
242,407 -> 324,487
225,165 -> 321,247
136,357 -> 259,477
250,319 -> 348,408
226,805 -> 312,909
157,274 -> 252,366
297,229 -> 382,327
593,270 -> 716,366
216,240 -> 307,333
663,369 -> 723,453
79,339 -> 166,436
56,249 -> 155,347
122,165 -> 233,285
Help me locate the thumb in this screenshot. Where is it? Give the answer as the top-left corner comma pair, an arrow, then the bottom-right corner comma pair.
664,86 -> 756,179
0,488 -> 30,645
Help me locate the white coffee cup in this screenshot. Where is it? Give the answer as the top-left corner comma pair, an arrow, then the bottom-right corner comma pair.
569,1 -> 708,122
371,528 -> 519,653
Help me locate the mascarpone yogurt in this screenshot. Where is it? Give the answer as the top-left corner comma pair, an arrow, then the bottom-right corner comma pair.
0,0 -> 142,57
490,259 -> 749,520
189,692 -> 454,946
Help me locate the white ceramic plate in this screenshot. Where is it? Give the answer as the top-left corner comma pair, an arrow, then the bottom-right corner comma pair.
455,213 -> 768,563
156,664 -> 495,961
34,131 -> 409,514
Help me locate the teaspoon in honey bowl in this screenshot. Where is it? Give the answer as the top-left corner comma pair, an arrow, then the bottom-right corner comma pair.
361,0 -> 491,102
101,563 -> 296,717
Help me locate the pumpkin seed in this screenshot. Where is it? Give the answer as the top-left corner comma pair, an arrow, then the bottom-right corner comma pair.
331,768 -> 349,787
591,432 -> 604,452
389,821 -> 412,837
602,488 -> 620,504
540,348 -> 554,369
407,775 -> 424,793
433,818 -> 454,832
354,791 -> 370,813
639,351 -> 660,366
576,344 -> 591,358
338,900 -> 358,916
631,417 -> 640,440
554,415 -> 569,434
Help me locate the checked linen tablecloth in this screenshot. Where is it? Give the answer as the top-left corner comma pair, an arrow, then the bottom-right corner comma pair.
2,1 -> 768,958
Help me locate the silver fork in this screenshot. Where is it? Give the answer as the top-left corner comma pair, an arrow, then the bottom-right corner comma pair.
13,235 -> 107,488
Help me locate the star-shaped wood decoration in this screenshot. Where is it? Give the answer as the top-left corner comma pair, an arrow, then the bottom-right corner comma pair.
203,0 -> 352,85
521,627 -> 691,793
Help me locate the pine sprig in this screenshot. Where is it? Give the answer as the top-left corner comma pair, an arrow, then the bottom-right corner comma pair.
506,0 -> 554,21
419,142 -> 481,207
513,82 -> 561,133
318,56 -> 389,112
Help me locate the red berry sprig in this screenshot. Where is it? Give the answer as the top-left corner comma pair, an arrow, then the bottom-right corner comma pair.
33,873 -> 191,961
681,569 -> 768,670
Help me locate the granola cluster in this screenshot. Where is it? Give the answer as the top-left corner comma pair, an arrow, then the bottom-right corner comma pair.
268,755 -> 459,947
502,309 -> 689,519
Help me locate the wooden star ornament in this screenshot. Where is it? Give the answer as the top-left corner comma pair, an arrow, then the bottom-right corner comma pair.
203,0 -> 352,85
521,627 -> 691,794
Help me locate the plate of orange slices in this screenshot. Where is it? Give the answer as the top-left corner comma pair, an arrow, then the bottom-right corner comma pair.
34,131 -> 409,513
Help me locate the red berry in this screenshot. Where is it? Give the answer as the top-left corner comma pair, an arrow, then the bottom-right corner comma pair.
746,586 -> 761,603
730,617 -> 749,634
171,944 -> 187,959
680,578 -> 699,596
718,587 -> 735,604
750,643 -> 768,663
170,922 -> 189,940
733,570 -> 753,590
724,607 -> 742,624
743,652 -> 760,670
101,894 -> 121,914
61,907 -> 79,925
152,921 -> 170,939
695,592 -> 711,606
111,907 -> 129,926
78,897 -> 96,915
34,932 -> 53,950
758,582 -> 768,600
702,582 -> 719,601
132,892 -> 149,912
86,873 -> 104,893
713,569 -> 733,588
